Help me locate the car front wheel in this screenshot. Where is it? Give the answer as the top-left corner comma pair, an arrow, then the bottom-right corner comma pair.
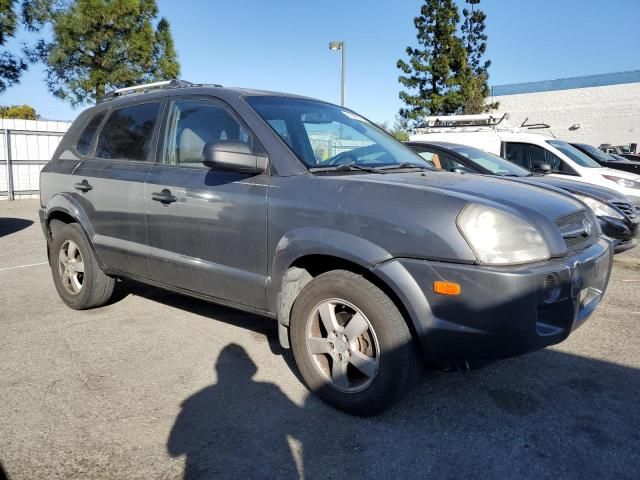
290,270 -> 418,416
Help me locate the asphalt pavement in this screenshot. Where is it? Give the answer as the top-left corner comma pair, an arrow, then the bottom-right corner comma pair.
1,199 -> 639,479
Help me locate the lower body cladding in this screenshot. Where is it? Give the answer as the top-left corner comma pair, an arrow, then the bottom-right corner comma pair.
372,238 -> 613,367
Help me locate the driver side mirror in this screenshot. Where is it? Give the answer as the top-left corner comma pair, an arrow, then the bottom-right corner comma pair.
202,141 -> 267,174
533,162 -> 552,173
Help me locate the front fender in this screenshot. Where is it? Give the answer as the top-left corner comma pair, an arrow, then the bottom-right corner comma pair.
267,227 -> 393,314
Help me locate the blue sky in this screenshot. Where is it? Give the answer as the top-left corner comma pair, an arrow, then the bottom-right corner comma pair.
2,0 -> 639,122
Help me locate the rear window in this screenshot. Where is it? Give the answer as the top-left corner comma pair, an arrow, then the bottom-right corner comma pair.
96,102 -> 160,161
75,112 -> 105,156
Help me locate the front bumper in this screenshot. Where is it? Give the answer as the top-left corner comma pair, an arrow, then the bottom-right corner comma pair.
372,238 -> 613,367
599,216 -> 638,253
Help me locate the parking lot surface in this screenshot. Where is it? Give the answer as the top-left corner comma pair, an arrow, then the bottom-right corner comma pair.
1,199 -> 639,479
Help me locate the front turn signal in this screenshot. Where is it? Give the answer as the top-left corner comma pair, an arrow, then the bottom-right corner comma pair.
433,281 -> 461,296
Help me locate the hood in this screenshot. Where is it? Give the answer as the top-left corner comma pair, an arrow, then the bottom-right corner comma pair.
518,175 -> 631,203
337,170 -> 583,222
310,170 -> 598,262
598,166 -> 640,180
606,158 -> 640,174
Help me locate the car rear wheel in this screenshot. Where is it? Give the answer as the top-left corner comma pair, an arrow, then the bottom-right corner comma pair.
290,270 -> 418,416
50,223 -> 115,310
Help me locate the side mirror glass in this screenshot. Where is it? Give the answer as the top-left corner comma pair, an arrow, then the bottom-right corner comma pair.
202,141 -> 267,174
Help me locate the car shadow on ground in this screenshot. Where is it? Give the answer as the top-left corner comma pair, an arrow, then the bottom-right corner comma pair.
114,280 -> 639,479
0,218 -> 33,237
164,339 -> 640,480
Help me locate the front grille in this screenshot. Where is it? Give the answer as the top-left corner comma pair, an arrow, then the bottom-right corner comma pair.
610,201 -> 638,221
555,210 -> 592,250
555,210 -> 586,228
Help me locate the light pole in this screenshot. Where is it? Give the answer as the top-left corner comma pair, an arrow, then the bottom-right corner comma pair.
329,41 -> 345,106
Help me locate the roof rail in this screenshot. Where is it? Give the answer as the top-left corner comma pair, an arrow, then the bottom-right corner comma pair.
97,79 -> 222,104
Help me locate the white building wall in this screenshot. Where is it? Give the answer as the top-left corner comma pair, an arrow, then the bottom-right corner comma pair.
492,82 -> 640,147
0,119 -> 71,198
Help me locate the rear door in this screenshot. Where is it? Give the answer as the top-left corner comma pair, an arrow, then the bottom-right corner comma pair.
69,101 -> 162,277
144,96 -> 269,309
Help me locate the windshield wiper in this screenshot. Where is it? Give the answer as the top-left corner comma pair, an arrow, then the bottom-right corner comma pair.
375,163 -> 432,171
308,164 -> 384,174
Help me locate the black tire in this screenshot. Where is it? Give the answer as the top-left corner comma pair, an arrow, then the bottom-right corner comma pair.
50,223 -> 115,310
290,270 -> 418,416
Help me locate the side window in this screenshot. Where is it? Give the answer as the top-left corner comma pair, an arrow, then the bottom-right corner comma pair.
437,152 -> 467,171
164,100 -> 252,167
504,143 -> 529,168
415,150 -> 437,167
413,148 -> 462,170
527,144 -> 573,173
75,111 -> 106,156
96,102 -> 160,161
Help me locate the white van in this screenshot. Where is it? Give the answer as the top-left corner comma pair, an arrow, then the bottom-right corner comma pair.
410,123 -> 640,206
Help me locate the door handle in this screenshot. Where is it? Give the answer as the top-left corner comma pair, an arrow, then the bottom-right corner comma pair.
151,189 -> 177,204
73,180 -> 93,192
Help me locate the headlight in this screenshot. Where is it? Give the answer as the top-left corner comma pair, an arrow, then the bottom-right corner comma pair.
602,175 -> 640,190
573,194 -> 624,220
457,204 -> 550,265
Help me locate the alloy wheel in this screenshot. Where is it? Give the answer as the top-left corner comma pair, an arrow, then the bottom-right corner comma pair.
306,298 -> 380,392
57,240 -> 85,295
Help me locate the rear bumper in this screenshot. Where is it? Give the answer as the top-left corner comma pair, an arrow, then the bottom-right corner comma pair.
372,238 -> 613,367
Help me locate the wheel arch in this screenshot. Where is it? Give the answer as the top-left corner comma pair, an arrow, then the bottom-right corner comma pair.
270,229 -> 423,354
43,198 -> 101,267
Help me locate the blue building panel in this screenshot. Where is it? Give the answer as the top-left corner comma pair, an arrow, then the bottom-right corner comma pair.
493,70 -> 640,96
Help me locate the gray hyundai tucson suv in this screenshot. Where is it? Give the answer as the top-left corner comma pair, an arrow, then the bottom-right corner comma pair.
39,80 -> 613,415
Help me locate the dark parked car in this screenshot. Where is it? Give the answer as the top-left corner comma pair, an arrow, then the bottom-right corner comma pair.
619,153 -> 640,162
406,141 -> 639,254
571,143 -> 640,174
39,80 -> 613,415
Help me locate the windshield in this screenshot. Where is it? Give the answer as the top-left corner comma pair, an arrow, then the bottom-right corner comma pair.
546,140 -> 601,168
575,143 -> 614,162
447,144 -> 531,176
246,96 -> 432,170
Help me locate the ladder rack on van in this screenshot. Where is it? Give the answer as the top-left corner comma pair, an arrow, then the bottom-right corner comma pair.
97,79 -> 223,104
412,113 -> 510,135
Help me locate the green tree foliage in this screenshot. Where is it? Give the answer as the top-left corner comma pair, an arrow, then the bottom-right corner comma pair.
0,0 -> 28,92
397,0 -> 468,123
378,114 -> 410,141
24,0 -> 180,105
0,104 -> 38,119
460,0 -> 497,113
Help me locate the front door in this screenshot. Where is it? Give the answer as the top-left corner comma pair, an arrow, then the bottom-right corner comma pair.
144,97 -> 269,309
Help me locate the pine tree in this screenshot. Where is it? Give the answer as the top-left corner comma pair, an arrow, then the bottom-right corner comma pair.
460,0 -> 496,112
397,0 -> 468,123
0,0 -> 28,92
24,0 -> 180,105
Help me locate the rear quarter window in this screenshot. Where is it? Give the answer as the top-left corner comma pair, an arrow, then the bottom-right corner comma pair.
75,111 -> 106,156
96,102 -> 161,161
